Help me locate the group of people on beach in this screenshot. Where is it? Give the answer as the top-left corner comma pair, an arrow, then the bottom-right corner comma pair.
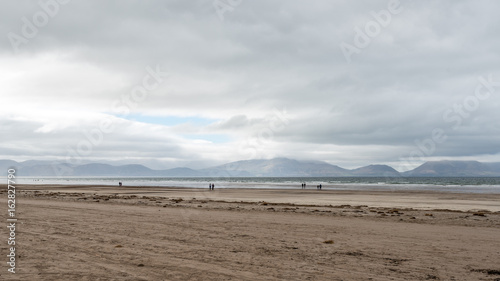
208,183 -> 215,190
301,183 -> 322,190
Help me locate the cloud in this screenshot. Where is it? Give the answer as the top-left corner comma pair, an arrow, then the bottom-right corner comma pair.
1,0 -> 500,170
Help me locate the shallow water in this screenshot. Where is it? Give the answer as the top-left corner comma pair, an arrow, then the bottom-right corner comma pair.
18,176 -> 500,194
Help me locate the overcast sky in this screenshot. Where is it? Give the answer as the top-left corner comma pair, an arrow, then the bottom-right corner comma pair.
1,0 -> 499,171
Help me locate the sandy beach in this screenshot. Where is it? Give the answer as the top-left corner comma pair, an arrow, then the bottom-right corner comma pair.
1,184 -> 500,280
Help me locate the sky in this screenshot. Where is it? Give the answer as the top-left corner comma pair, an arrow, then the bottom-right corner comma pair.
1,0 -> 499,171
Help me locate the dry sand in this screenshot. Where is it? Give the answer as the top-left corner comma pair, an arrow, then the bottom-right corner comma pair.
1,184 -> 500,280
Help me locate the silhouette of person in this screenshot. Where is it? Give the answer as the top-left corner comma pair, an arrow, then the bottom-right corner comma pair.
212,183 -> 215,190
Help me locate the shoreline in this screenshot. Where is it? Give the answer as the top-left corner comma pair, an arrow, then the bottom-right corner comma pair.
7,184 -> 500,212
13,178 -> 500,192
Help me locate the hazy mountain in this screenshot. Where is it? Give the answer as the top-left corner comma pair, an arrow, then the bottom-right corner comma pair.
73,163 -> 155,176
3,158 -> 500,177
403,161 -> 500,177
1,160 -> 71,176
5,161 -> 202,177
159,167 -> 204,177
485,162 -> 500,173
204,158 -> 351,177
0,160 -> 19,171
351,165 -> 400,177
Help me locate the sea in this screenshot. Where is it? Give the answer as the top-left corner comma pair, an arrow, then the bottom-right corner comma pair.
17,176 -> 500,194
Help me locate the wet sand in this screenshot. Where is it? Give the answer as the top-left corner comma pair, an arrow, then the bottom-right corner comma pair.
1,184 -> 500,280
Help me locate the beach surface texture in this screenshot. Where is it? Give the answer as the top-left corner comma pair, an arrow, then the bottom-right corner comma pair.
1,184 -> 500,280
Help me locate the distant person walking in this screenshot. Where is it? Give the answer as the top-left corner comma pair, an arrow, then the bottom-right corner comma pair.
209,183 -> 212,190
118,182 -> 122,187
211,183 -> 215,190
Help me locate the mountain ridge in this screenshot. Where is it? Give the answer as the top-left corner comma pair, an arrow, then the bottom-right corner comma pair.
1,158 -> 500,177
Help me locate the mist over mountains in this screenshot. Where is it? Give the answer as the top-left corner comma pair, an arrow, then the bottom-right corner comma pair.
2,158 -> 500,177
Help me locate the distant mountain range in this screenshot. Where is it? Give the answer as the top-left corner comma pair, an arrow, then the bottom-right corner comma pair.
401,160 -> 500,177
1,158 -> 500,177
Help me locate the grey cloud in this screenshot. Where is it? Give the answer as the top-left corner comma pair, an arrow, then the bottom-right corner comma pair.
1,0 -> 500,167
210,115 -> 249,130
